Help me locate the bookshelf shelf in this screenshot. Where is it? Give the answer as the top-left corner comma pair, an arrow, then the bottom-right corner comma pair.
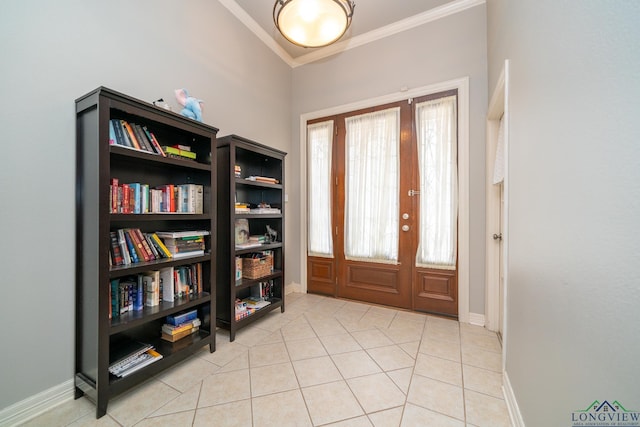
109,292 -> 212,334
109,253 -> 212,277
75,87 -> 218,418
110,213 -> 212,221
234,271 -> 283,290
216,135 -> 287,341
235,179 -> 284,190
110,145 -> 212,170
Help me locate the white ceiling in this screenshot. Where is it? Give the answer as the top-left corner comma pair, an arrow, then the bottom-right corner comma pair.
219,0 -> 484,67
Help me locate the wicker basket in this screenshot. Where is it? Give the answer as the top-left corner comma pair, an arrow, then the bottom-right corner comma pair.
242,254 -> 273,279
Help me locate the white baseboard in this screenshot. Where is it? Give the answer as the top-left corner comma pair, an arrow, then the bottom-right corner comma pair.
468,312 -> 485,326
0,380 -> 74,427
503,370 -> 525,427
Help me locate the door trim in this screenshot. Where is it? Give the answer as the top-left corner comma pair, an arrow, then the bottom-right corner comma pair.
485,60 -> 510,370
299,77 -> 470,323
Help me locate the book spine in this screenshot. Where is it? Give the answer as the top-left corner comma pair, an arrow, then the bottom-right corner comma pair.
166,309 -> 198,326
132,124 -> 153,153
134,228 -> 155,261
170,185 -> 176,212
145,128 -> 166,157
111,119 -> 128,147
151,233 -> 173,258
134,276 -> 144,311
160,267 -> 174,302
195,185 -> 203,214
110,178 -> 118,213
121,121 -> 141,150
121,184 -> 130,214
119,282 -> 128,314
141,184 -> 149,213
122,229 -> 139,263
181,185 -> 189,213
143,233 -> 161,259
110,279 -> 120,319
109,120 -> 117,145
128,229 -> 150,262
109,231 -> 124,266
131,183 -> 141,214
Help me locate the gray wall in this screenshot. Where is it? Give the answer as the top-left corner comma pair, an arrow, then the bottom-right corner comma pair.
0,0 -> 291,410
291,5 -> 489,315
487,1 -> 640,425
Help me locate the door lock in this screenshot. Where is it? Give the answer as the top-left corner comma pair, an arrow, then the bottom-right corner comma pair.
402,225 -> 410,232
493,233 -> 502,241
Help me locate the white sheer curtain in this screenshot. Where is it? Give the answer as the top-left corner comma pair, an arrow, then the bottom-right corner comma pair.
307,120 -> 334,257
345,108 -> 400,264
415,96 -> 458,269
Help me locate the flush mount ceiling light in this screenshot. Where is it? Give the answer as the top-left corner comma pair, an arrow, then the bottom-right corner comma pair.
273,0 -> 355,48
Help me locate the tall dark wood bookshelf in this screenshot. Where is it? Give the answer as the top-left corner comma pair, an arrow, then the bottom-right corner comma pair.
216,135 -> 286,341
75,87 -> 218,418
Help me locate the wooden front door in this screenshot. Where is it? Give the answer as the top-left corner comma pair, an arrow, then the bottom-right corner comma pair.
307,92 -> 459,316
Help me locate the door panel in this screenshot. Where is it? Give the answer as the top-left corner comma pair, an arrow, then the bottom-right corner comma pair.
307,256 -> 336,296
339,262 -> 408,307
414,268 -> 458,315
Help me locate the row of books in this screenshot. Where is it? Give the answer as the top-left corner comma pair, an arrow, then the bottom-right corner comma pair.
109,119 -> 165,156
109,229 -> 209,267
110,229 -> 170,266
234,281 -> 274,320
109,341 -> 162,378
109,264 -> 203,319
110,179 -> 203,214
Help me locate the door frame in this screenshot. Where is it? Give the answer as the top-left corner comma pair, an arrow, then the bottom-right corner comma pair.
485,60 -> 510,360
299,77 -> 470,323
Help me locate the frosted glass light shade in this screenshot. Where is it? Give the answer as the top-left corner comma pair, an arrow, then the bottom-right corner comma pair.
274,0 -> 355,48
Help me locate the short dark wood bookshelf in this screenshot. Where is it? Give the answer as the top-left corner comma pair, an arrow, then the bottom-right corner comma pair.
216,135 -> 286,341
75,87 -> 218,418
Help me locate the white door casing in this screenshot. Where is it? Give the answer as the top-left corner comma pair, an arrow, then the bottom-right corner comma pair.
485,60 -> 509,369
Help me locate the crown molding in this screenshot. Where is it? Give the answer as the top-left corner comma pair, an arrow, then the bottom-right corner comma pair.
217,0 -> 298,67
219,0 -> 485,68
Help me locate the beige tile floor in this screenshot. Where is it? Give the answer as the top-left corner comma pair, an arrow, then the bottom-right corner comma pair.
20,293 -> 512,427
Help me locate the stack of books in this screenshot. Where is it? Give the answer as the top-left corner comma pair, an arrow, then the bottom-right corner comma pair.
162,144 -> 196,161
245,176 -> 279,184
161,309 -> 200,342
109,341 -> 163,378
249,235 -> 268,245
156,230 -> 209,258
235,202 -> 250,214
234,165 -> 242,177
161,318 -> 201,342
